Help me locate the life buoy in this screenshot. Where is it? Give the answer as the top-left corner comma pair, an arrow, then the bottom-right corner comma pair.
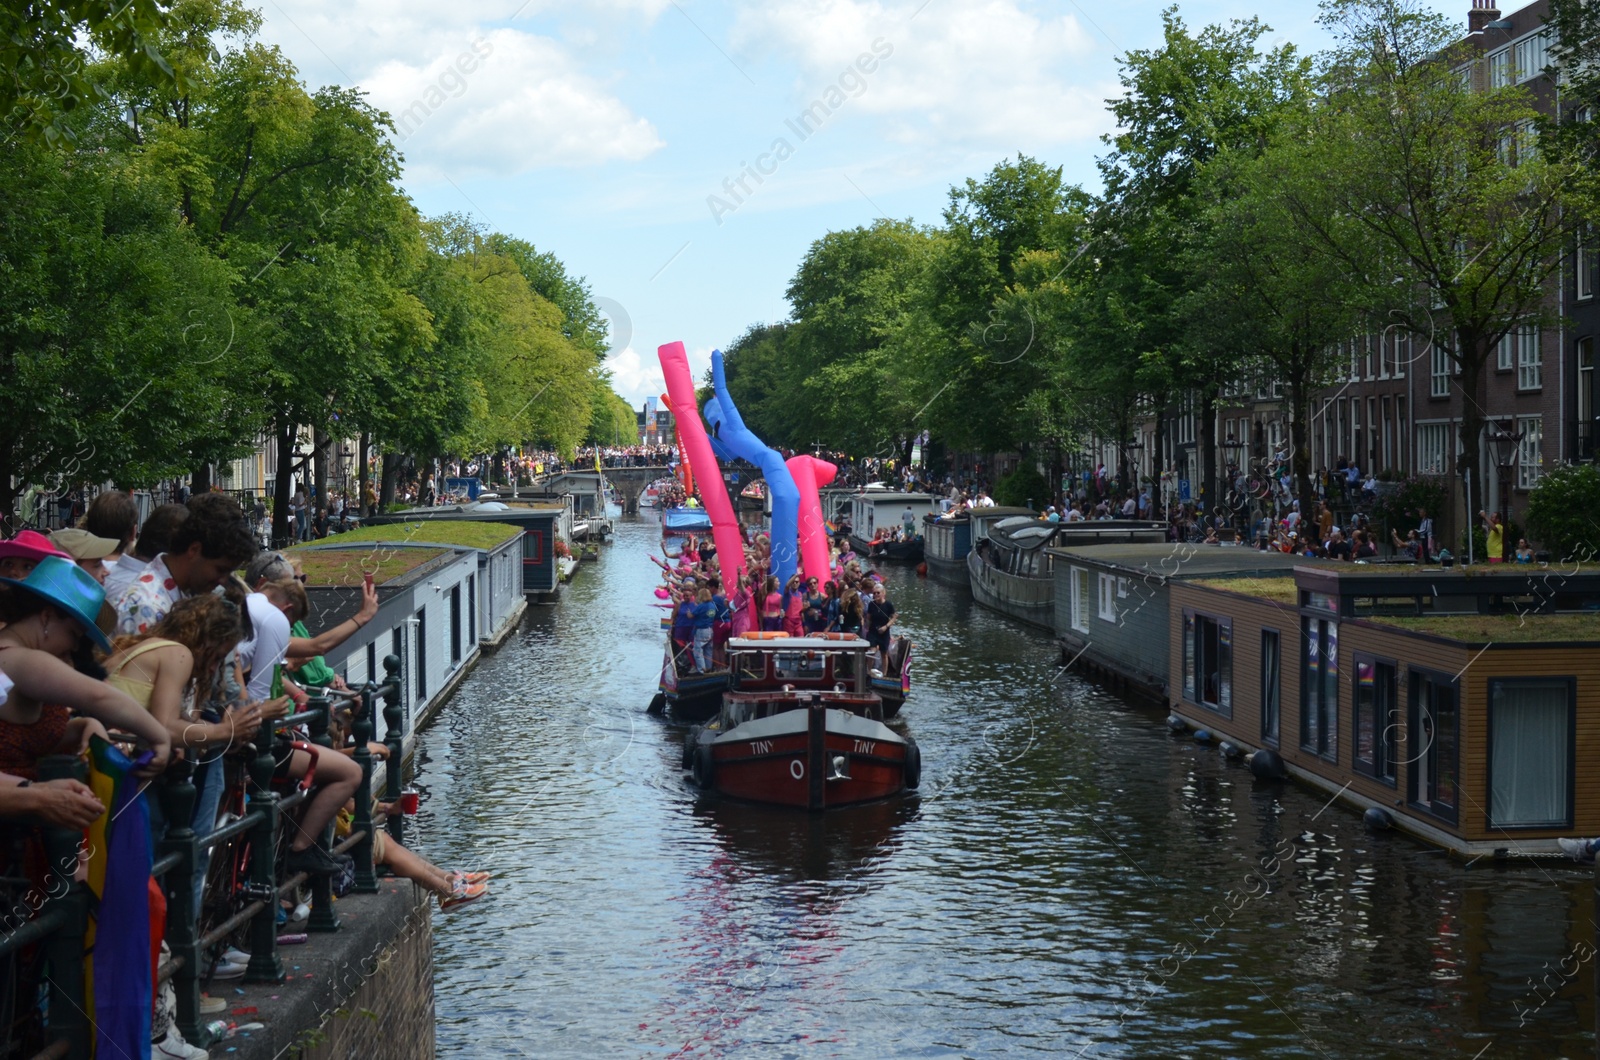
682,725 -> 702,769
742,632 -> 788,640
816,632 -> 862,641
902,739 -> 921,789
692,744 -> 716,788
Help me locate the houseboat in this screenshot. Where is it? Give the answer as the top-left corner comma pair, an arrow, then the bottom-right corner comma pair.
364,500 -> 570,597
1164,563 -> 1600,858
968,519 -> 1167,630
538,471 -> 614,540
846,491 -> 941,562
684,633 -> 920,810
1050,542 -> 1329,704
923,506 -> 1035,586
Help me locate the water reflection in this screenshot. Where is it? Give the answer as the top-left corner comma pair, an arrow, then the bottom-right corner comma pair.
416,513 -> 1599,1059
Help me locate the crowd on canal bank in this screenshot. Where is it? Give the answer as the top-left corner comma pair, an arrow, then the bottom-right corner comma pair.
0,492 -> 493,1060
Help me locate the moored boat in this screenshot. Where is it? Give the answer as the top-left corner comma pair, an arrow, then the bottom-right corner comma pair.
685,633 -> 919,810
845,491 -> 940,560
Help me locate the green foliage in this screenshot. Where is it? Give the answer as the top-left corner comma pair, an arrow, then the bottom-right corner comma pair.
1525,463 -> 1600,561
993,465 -> 1049,509
1372,476 -> 1449,539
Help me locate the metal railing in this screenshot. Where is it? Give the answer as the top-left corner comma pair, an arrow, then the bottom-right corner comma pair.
0,655 -> 406,1059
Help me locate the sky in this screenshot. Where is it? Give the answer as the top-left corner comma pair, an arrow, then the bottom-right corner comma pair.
251,0 -> 1465,408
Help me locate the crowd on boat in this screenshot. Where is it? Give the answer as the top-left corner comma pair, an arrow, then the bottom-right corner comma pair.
656,531 -> 898,675
0,492 -> 488,1059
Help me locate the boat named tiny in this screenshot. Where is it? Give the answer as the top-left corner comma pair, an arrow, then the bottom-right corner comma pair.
685,633 -> 919,811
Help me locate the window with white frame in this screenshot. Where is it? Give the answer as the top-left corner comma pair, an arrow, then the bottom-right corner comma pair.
1516,326 -> 1542,390
1578,229 -> 1595,301
1431,343 -> 1451,397
1418,423 -> 1452,474
1497,331 -> 1515,371
1349,341 -> 1360,382
1098,572 -> 1117,622
1489,48 -> 1512,89
1394,333 -> 1407,378
1513,32 -> 1549,84
1070,567 -> 1090,633
1517,415 -> 1543,488
1579,338 -> 1595,430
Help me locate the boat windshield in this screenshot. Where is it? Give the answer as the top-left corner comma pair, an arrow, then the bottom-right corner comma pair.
834,652 -> 859,686
734,652 -> 767,683
773,653 -> 827,681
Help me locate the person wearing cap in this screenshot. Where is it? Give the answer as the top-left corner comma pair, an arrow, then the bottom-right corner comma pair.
0,530 -> 69,581
0,557 -> 172,780
1045,506 -> 1060,523
49,527 -> 120,585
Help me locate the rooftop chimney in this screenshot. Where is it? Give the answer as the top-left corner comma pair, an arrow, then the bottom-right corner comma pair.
1469,0 -> 1501,33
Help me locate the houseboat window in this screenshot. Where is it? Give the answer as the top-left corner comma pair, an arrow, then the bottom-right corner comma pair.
1260,630 -> 1281,745
1098,573 -> 1117,623
735,652 -> 766,683
1488,678 -> 1574,829
415,608 -> 428,702
1353,656 -> 1398,784
834,652 -> 859,685
1300,618 -> 1337,760
1408,670 -> 1458,823
1184,611 -> 1232,716
1303,590 -> 1338,614
1070,568 -> 1090,633
773,653 -> 826,680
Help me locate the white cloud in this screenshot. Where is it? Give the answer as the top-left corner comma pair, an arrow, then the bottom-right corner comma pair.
605,343 -> 714,405
364,28 -> 664,176
730,0 -> 1113,149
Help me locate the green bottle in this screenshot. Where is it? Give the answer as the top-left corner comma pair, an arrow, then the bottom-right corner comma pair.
270,662 -> 285,699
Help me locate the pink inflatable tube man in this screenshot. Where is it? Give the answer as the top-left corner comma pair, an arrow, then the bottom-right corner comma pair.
786,455 -> 838,583
657,341 -> 746,584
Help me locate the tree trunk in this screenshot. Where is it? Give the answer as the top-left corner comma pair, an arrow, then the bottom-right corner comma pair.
1455,335 -> 1490,555
191,465 -> 211,495
358,432 -> 371,517
313,428 -> 329,515
271,417 -> 294,546
1290,380 -> 1316,524
1199,384 -> 1220,517
1151,403 -> 1167,520
380,452 -> 400,509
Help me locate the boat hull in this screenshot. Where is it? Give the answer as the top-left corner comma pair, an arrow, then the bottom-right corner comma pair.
702,706 -> 910,810
966,549 -> 1055,630
658,648 -> 731,722
850,535 -> 924,563
924,552 -> 969,587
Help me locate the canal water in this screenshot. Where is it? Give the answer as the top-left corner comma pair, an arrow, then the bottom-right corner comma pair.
412,514 -> 1595,1058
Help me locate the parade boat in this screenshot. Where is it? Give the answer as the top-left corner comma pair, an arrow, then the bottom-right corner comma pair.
685,633 -> 919,811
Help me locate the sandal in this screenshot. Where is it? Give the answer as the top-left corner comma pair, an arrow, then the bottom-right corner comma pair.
440,881 -> 488,910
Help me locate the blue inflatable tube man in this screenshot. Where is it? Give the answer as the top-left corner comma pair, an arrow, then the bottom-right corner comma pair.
704,349 -> 800,589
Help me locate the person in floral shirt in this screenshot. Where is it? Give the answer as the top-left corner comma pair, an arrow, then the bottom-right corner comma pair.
111,494 -> 256,635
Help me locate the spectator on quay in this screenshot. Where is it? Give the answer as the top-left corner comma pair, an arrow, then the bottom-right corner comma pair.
1326,528 -> 1353,562
1515,537 -> 1535,564
1391,527 -> 1424,562
0,557 -> 172,780
1416,508 -> 1435,562
84,490 -> 139,565
1353,529 -> 1378,560
1479,510 -> 1505,563
111,493 -> 257,636
291,486 -> 309,542
0,530 -> 68,581
1316,502 -> 1334,545
49,527 -> 119,585
103,503 -> 188,603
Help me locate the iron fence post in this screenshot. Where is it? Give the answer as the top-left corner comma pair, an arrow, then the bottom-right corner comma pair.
243,739 -> 284,985
304,691 -> 340,933
351,682 -> 379,892
158,759 -> 202,1045
36,755 -> 90,1060
382,654 -> 405,847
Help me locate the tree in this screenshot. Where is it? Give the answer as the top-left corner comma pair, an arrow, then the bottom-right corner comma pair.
588,376 -> 638,448
1286,0 -> 1592,510
1524,463 -> 1600,561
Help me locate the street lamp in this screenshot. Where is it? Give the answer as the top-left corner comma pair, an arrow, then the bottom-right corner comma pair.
1486,418 -> 1523,563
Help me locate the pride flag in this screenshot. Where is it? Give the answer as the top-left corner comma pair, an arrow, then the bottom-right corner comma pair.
84,736 -> 153,1059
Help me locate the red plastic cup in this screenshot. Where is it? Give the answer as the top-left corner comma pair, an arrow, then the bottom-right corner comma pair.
400,789 -> 420,815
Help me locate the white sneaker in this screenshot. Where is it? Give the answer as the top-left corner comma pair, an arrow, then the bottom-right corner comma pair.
1558,837 -> 1596,863
222,947 -> 251,964
154,1028 -> 208,1060
210,958 -> 247,980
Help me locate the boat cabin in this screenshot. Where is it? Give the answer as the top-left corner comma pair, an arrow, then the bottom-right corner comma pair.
846,492 -> 941,547
723,635 -> 883,723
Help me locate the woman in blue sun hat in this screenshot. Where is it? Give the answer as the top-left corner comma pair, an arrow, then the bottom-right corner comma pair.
0,556 -> 172,781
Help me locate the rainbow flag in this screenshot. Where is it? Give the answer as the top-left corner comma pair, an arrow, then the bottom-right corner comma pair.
84,736 -> 153,1059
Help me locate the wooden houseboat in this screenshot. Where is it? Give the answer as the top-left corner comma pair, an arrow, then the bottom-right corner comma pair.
969,519 -> 1165,630
1165,564 -> 1600,858
846,491 -> 941,562
1051,543 -> 1332,704
684,633 -> 919,810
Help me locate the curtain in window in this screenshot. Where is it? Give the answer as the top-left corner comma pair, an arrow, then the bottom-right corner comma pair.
1491,681 -> 1569,827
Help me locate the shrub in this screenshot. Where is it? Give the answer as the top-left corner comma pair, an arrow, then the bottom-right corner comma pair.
995,465 -> 1050,509
1371,475 -> 1449,539
1525,464 -> 1600,561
